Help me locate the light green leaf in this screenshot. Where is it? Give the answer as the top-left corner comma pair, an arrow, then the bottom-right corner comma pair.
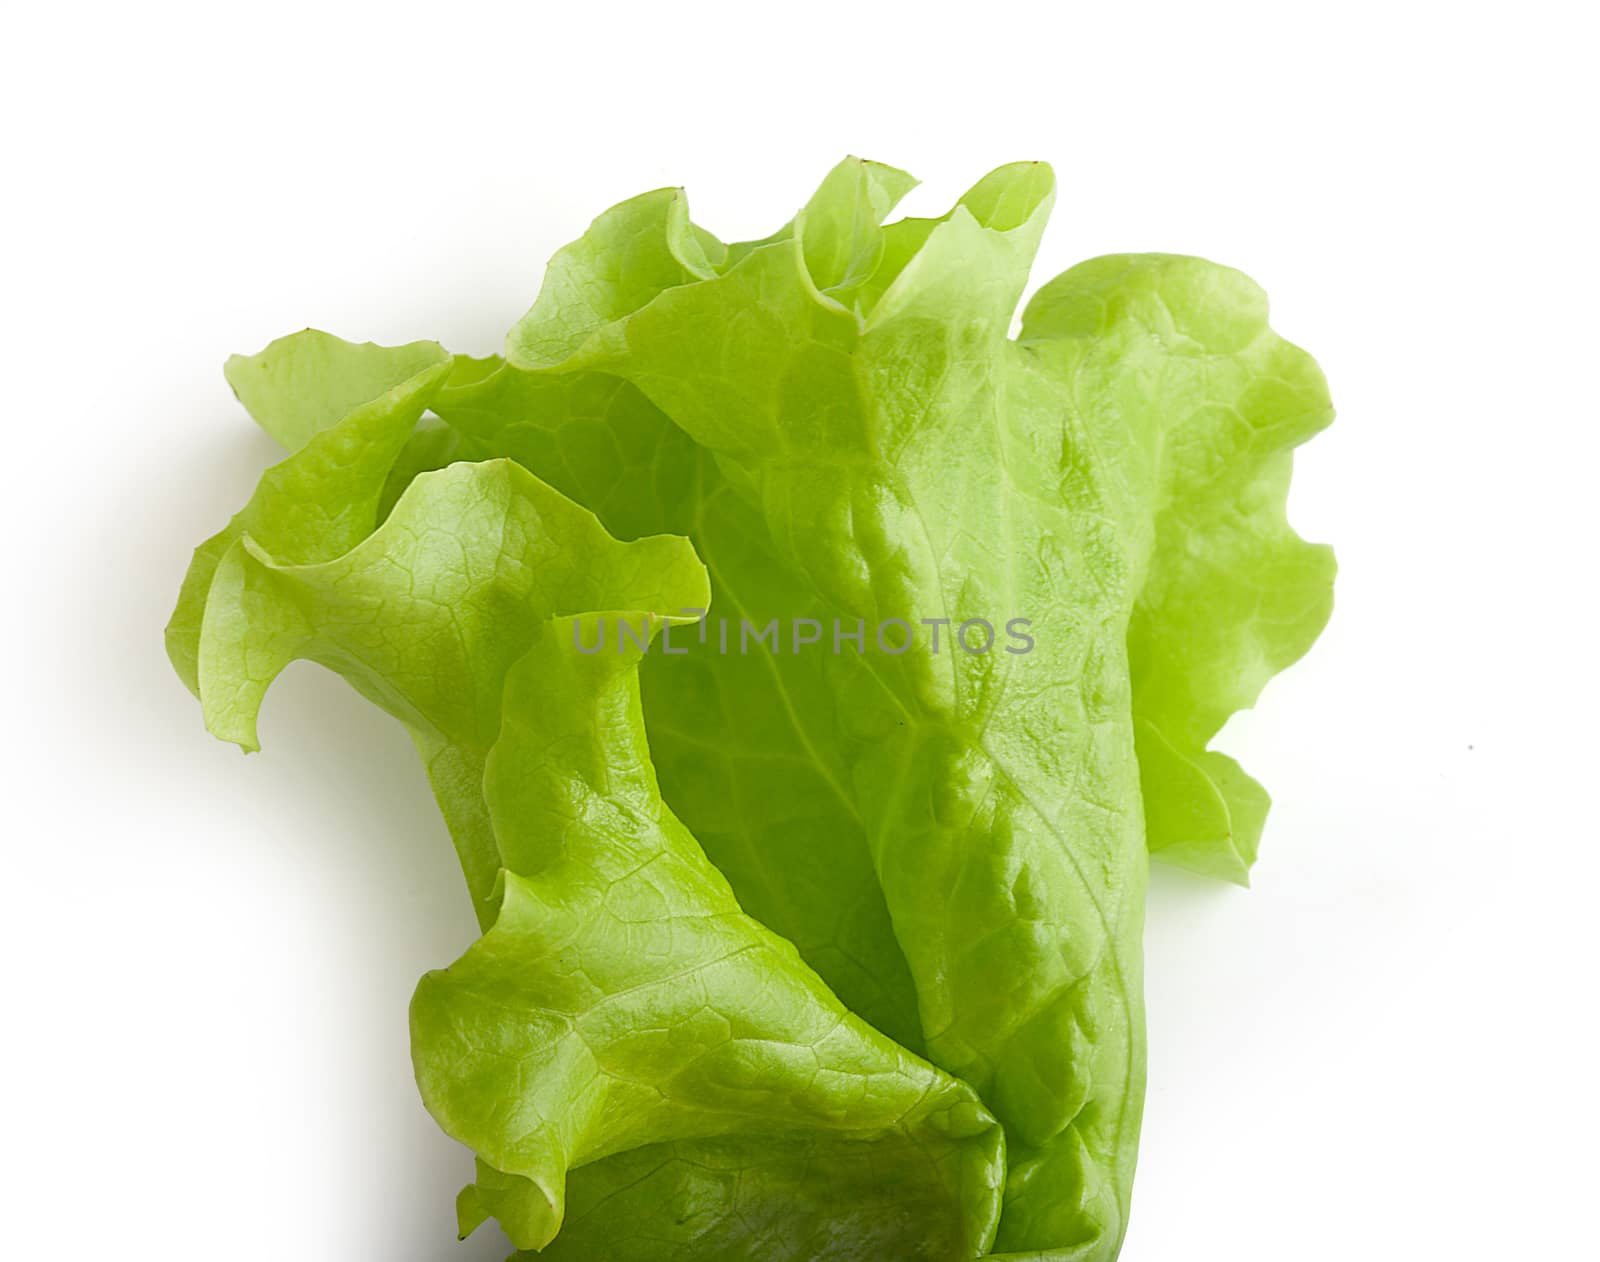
412,615 -> 1004,1259
796,156 -> 919,300
165,331 -> 451,695
507,188 -> 718,371
224,328 -> 450,454
1021,254 -> 1336,882
191,459 -> 707,923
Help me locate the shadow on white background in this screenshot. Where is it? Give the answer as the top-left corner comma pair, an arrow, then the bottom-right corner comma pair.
57,410 -> 514,1259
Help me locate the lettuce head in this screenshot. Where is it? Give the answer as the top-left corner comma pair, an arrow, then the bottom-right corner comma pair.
168,157 -> 1334,1260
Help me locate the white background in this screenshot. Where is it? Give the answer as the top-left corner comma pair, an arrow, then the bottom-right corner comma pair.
4,3 -> 1595,1258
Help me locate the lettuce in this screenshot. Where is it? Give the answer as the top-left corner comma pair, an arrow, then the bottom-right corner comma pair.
168,158 -> 1333,1260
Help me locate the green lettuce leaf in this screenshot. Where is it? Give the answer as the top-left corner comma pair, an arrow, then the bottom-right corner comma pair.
1020,256 -> 1336,883
223,329 -> 453,454
169,156 -> 1335,1260
414,615 -> 1004,1258
183,455 -> 707,925
165,331 -> 452,696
